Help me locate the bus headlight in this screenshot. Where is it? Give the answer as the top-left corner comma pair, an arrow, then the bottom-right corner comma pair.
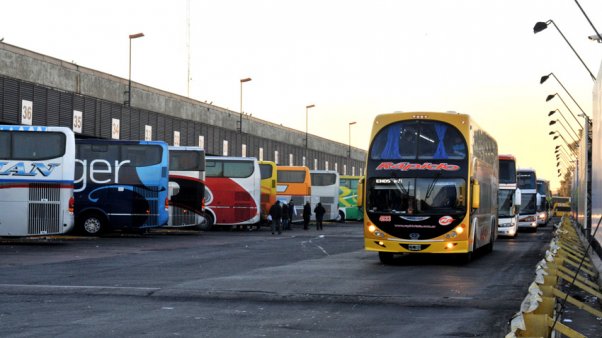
454,225 -> 464,234
368,224 -> 376,233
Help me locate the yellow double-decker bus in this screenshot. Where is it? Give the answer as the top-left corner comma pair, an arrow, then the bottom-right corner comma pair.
360,112 -> 498,263
277,165 -> 311,222
259,161 -> 278,224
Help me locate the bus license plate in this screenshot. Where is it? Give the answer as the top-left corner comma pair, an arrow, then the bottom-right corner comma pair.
408,244 -> 421,251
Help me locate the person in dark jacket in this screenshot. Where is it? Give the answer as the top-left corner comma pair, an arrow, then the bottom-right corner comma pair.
269,200 -> 282,235
303,201 -> 311,230
287,200 -> 295,229
314,202 -> 326,230
281,201 -> 290,230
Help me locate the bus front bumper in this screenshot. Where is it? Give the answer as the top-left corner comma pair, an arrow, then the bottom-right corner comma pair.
364,238 -> 470,254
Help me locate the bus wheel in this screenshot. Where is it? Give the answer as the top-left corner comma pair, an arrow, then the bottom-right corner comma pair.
204,213 -> 215,231
80,213 -> 105,236
337,210 -> 346,223
378,252 -> 395,265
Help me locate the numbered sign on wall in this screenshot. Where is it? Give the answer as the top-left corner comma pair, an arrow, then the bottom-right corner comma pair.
145,125 -> 152,141
21,100 -> 33,125
174,131 -> 180,146
111,118 -> 120,139
198,135 -> 204,149
73,110 -> 83,133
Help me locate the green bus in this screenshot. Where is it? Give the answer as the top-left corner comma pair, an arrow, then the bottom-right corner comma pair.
338,175 -> 363,222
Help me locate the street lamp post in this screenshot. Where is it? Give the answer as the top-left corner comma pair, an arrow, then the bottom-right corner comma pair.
305,104 -> 315,150
546,93 -> 583,129
540,73 -> 588,118
126,32 -> 144,107
533,20 -> 596,81
348,121 -> 357,158
549,119 -> 579,142
239,77 -> 252,133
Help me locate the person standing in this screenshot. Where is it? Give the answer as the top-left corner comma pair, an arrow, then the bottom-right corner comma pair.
281,200 -> 290,231
269,200 -> 282,235
287,200 -> 295,229
303,201 -> 311,230
314,202 -> 326,231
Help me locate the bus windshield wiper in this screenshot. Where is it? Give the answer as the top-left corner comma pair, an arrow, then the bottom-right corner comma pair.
425,173 -> 441,199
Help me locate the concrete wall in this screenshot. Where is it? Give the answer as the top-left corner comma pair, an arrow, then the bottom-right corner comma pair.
0,42 -> 366,162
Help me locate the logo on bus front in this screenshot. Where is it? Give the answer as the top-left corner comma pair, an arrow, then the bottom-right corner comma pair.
438,216 -> 453,226
375,162 -> 460,171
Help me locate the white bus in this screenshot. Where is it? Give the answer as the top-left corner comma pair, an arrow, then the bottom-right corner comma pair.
497,154 -> 521,237
310,170 -> 340,221
204,156 -> 261,229
517,168 -> 538,232
0,125 -> 75,236
167,146 -> 206,229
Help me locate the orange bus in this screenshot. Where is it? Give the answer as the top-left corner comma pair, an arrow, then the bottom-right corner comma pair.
277,165 -> 312,222
259,161 -> 277,224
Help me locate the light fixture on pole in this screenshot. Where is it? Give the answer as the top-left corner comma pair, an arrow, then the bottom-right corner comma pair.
574,0 -> 602,44
126,33 -> 145,107
548,109 -> 581,139
238,77 -> 252,133
540,73 -> 588,119
549,119 -> 579,142
348,121 -> 357,158
305,104 -> 315,151
546,93 -> 583,129
550,131 -> 578,156
533,20 -> 596,81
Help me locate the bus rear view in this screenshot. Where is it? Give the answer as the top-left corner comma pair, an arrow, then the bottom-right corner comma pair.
0,126 -> 75,236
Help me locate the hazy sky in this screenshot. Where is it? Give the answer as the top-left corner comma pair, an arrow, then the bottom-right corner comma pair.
2,0 -> 602,191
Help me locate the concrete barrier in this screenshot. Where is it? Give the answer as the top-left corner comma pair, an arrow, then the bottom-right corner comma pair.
506,216 -> 602,338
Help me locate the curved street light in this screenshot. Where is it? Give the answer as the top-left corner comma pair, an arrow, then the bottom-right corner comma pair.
533,20 -> 596,81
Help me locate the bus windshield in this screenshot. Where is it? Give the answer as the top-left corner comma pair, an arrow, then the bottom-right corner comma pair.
369,121 -> 466,160
499,159 -> 516,184
520,193 -> 537,214
498,189 -> 514,218
366,177 -> 466,215
517,171 -> 536,189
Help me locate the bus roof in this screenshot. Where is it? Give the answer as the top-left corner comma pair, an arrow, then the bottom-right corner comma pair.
169,146 -> 204,151
206,156 -> 257,162
498,154 -> 516,161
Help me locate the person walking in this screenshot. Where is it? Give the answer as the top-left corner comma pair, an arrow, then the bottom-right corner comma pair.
287,200 -> 295,229
281,200 -> 290,231
303,201 -> 311,230
269,200 -> 282,235
314,202 -> 326,231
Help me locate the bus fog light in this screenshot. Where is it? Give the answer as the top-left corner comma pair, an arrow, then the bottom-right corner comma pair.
445,243 -> 457,250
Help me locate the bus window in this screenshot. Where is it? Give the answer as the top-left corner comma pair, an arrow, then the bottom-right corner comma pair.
417,122 -> 465,160
223,161 -> 254,178
12,132 -> 66,160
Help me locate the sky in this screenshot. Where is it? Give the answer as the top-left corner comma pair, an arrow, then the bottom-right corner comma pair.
2,0 -> 602,192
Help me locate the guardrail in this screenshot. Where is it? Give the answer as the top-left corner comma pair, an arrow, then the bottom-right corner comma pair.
506,216 -> 602,338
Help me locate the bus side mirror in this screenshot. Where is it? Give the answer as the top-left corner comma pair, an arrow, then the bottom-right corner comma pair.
514,188 -> 522,206
471,180 -> 480,209
357,177 -> 364,207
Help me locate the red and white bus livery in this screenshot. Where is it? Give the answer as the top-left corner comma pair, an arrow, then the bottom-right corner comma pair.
203,156 -> 261,228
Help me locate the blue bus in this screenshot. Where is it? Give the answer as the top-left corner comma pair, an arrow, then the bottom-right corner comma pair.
74,139 -> 169,235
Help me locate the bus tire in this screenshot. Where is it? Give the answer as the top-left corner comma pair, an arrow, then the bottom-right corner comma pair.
204,213 -> 215,230
378,252 -> 395,265
337,210 -> 346,223
79,212 -> 106,236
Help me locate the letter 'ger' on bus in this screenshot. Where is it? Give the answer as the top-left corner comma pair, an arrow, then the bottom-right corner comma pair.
74,159 -> 131,193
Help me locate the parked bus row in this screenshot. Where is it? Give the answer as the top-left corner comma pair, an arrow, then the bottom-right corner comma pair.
359,111 -> 551,264
0,125 -> 362,237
